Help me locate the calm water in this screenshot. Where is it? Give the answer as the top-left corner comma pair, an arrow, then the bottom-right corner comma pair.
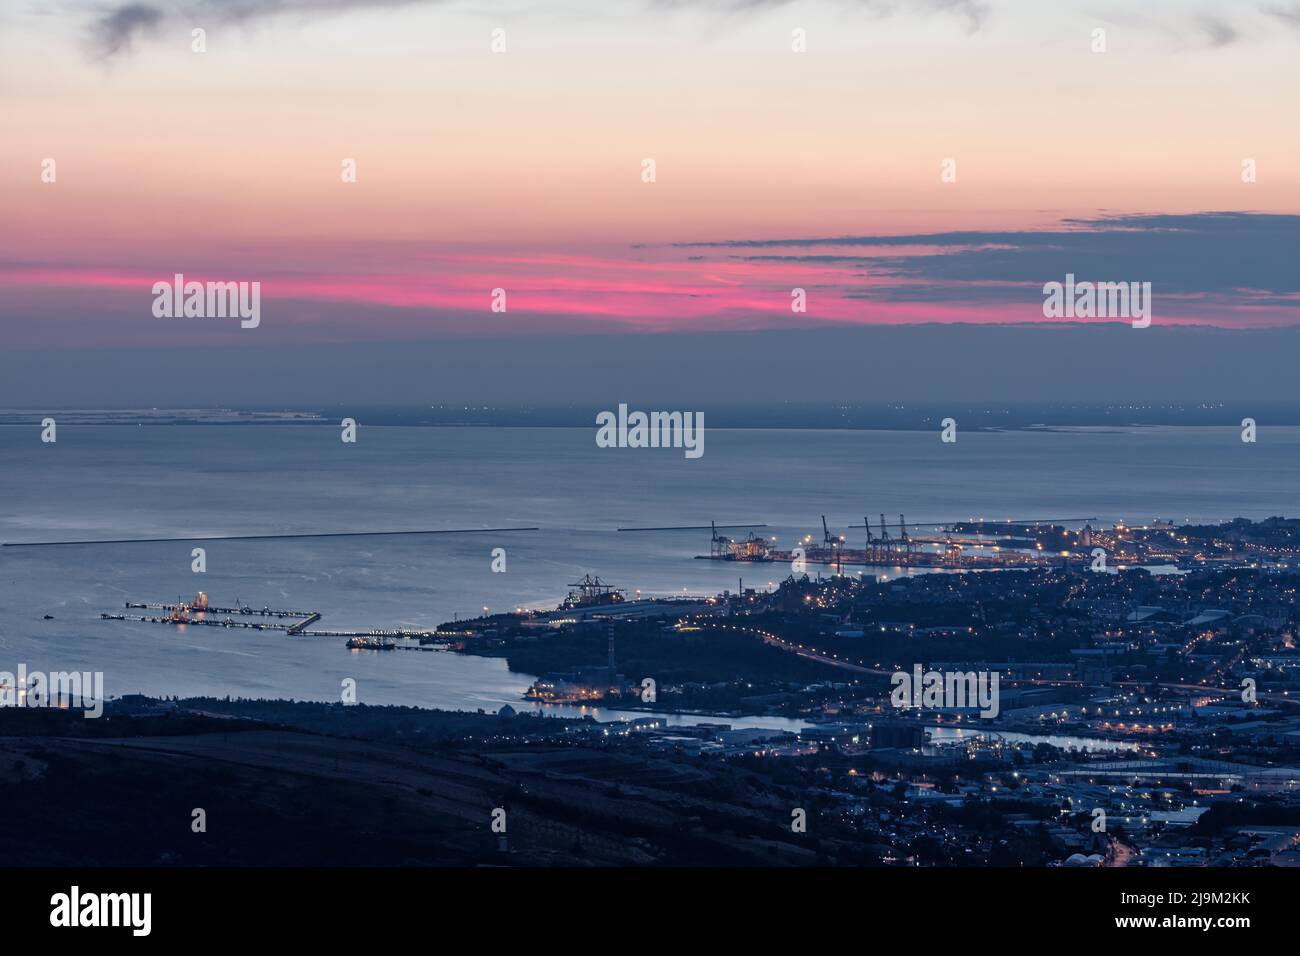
0,423 -> 1295,726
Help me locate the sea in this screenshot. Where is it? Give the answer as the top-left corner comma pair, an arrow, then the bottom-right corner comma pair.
1,421 -> 1296,730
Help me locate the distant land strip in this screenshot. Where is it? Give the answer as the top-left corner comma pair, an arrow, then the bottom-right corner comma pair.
2,527 -> 540,548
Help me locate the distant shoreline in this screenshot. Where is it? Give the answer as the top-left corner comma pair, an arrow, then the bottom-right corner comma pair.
0,404 -> 1293,431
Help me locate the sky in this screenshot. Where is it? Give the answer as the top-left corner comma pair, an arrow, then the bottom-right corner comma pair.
2,0 -> 1299,402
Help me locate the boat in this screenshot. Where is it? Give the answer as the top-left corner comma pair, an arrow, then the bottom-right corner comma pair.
560,573 -> 625,610
347,635 -> 396,650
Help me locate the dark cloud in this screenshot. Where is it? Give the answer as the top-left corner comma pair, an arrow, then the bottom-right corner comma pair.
924,0 -> 987,32
84,0 -> 990,58
90,2 -> 163,58
677,212 -> 1300,306
1199,15 -> 1239,46
1263,3 -> 1300,29
85,0 -> 430,58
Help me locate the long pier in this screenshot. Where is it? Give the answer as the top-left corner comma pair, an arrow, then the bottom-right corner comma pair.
126,602 -> 314,619
104,612 -> 442,640
104,613 -> 289,632
5,526 -> 540,548
286,612 -> 321,634
102,598 -> 446,646
300,628 -> 440,639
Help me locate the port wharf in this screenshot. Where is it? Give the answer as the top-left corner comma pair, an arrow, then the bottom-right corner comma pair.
699,516 -> 1100,571
103,593 -> 446,650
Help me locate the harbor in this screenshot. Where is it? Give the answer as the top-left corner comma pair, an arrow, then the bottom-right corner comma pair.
696,514 -> 1289,572
95,513 -> 1300,660
699,515 -> 1101,570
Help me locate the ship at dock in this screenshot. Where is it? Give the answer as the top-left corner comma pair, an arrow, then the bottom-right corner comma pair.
560,574 -> 626,610
346,634 -> 397,651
